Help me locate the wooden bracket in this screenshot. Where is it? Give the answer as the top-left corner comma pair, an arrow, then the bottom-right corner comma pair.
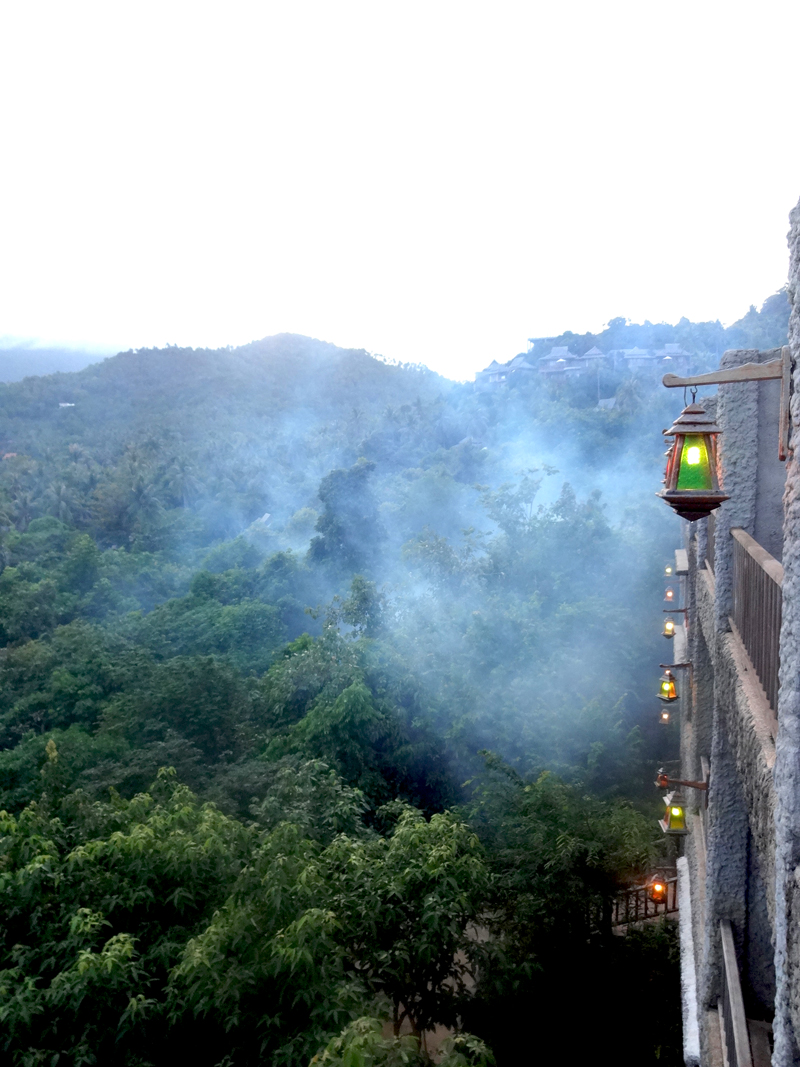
662,346 -> 792,461
661,660 -> 694,688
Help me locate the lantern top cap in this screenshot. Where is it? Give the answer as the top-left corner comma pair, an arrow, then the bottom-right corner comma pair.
662,402 -> 721,437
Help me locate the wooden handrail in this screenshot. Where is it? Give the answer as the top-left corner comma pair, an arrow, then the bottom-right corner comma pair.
730,528 -> 784,586
720,919 -> 753,1067
731,529 -> 782,713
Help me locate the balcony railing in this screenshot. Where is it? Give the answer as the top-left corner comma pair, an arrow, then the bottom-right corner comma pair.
611,877 -> 679,927
719,919 -> 753,1067
731,529 -> 783,714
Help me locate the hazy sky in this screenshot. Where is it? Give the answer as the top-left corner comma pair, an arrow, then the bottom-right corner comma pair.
2,1 -> 799,379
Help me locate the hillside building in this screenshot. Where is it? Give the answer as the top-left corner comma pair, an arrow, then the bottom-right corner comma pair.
475,340 -> 690,388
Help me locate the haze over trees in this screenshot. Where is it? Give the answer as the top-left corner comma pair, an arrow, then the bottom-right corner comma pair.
0,299 -> 783,1065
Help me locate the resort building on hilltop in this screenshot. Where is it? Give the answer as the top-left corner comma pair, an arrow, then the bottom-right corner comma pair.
474,341 -> 690,387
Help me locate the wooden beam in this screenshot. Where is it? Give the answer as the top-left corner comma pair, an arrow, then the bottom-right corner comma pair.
662,360 -> 782,388
780,345 -> 791,461
663,347 -> 792,461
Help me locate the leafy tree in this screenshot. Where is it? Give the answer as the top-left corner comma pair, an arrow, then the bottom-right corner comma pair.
308,459 -> 386,575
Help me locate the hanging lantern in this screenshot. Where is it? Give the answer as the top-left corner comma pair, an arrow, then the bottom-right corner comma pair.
657,402 -> 729,521
659,709 -> 671,724
659,790 -> 689,835
648,877 -> 667,903
664,564 -> 673,578
664,587 -> 675,603
662,617 -> 676,639
658,669 -> 678,702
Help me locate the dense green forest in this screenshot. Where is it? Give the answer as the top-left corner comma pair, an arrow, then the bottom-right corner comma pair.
0,298 -> 786,1065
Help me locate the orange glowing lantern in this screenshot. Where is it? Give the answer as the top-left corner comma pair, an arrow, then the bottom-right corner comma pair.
664,587 -> 675,603
649,878 -> 667,903
657,402 -> 728,521
658,669 -> 678,703
659,709 -> 671,724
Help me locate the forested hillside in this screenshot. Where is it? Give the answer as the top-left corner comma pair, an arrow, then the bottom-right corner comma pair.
528,286 -> 790,364
0,329 -> 717,1064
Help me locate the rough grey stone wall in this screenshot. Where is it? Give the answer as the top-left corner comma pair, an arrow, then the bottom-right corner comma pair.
756,365 -> 787,561
689,392 -> 780,1038
714,351 -> 760,633
773,197 -> 800,1067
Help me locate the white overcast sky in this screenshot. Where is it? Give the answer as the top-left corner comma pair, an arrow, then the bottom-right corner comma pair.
1,1 -> 799,380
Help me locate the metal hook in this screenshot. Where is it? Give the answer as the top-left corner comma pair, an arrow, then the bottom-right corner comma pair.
691,386 -> 697,403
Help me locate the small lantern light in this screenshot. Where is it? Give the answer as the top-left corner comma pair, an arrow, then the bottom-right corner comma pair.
662,617 -> 675,639
648,877 -> 667,903
659,790 -> 689,835
664,564 -> 673,578
664,587 -> 675,603
657,402 -> 729,521
658,669 -> 678,702
659,709 -> 671,724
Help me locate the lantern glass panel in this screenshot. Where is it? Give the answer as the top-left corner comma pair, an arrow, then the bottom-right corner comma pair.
659,671 -> 677,701
668,803 -> 686,832
676,434 -> 713,491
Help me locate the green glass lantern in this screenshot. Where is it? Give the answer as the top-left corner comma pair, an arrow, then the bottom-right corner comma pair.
658,403 -> 729,521
658,669 -> 678,702
659,790 -> 688,835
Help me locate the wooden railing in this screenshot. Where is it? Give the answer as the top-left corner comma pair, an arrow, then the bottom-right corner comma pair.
719,919 -> 753,1067
731,529 -> 783,714
610,876 -> 679,927
707,512 -> 716,573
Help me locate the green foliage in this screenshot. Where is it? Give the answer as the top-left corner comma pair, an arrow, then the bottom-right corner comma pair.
310,1016 -> 422,1066
0,331 -> 696,1062
309,1017 -> 495,1067
0,771 -> 252,1065
309,459 -> 386,576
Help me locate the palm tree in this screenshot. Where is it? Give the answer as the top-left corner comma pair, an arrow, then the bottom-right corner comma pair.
44,482 -> 75,524
127,475 -> 164,532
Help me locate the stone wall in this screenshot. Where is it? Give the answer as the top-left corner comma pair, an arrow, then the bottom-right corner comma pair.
756,370 -> 787,561
681,346 -> 784,1057
773,197 -> 800,1067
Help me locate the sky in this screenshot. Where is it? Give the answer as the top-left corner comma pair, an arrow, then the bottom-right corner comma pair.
1,0 -> 800,380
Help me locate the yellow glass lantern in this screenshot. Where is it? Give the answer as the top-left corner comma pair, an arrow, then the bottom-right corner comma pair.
659,709 -> 671,724
658,669 -> 678,702
657,402 -> 729,521
662,617 -> 675,639
659,790 -> 688,835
